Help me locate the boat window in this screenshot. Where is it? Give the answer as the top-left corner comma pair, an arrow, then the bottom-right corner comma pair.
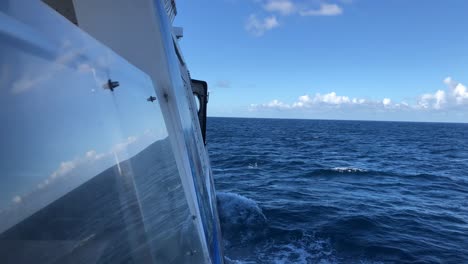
0,2 -> 207,263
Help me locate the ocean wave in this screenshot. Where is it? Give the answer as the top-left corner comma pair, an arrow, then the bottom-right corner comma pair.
248,162 -> 258,169
257,233 -> 336,264
217,192 -> 267,245
304,167 -> 374,177
209,118 -> 468,263
216,191 -> 338,263
224,229 -> 337,264
217,192 -> 266,226
224,256 -> 256,264
328,215 -> 379,231
332,167 -> 368,173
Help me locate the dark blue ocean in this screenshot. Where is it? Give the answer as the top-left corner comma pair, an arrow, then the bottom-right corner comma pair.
208,117 -> 468,264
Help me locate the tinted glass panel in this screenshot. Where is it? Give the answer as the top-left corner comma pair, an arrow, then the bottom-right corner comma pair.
0,2 -> 206,263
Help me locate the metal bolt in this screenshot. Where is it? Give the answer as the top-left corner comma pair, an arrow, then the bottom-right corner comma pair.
107,79 -> 120,91
147,96 -> 157,102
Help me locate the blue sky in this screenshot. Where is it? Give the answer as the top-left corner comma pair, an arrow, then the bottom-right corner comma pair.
175,0 -> 468,122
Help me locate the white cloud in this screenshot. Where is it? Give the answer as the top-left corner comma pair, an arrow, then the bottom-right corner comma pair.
315,92 -> 351,104
454,84 -> 468,103
11,74 -> 51,94
85,150 -> 106,161
251,77 -> 468,113
33,135 -> 140,193
246,14 -> 280,36
382,98 -> 391,106
252,92 -> 368,110
50,161 -> 76,180
417,77 -> 468,109
268,99 -> 291,109
264,0 -> 296,15
246,1 -> 345,35
443,76 -> 453,86
418,90 -> 446,110
216,80 -> 231,88
85,150 -> 97,159
262,1 -> 344,17
10,41 -> 110,95
11,47 -> 83,94
445,77 -> 468,104
293,92 -> 366,107
299,3 -> 343,16
112,136 -> 138,152
12,196 -> 22,204
251,99 -> 290,110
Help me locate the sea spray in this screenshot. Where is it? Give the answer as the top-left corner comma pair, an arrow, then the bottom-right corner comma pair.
217,192 -> 267,246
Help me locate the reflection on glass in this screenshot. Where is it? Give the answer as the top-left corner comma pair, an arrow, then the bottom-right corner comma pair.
0,1 -> 207,263
193,94 -> 201,113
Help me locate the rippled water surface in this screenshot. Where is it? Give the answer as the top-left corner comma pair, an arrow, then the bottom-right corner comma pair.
208,117 -> 468,264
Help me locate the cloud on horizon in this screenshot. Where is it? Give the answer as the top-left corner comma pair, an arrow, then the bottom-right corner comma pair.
9,131 -> 159,209
416,77 -> 468,110
250,77 -> 468,114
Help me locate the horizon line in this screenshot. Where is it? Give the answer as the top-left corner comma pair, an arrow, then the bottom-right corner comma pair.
207,116 -> 468,125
